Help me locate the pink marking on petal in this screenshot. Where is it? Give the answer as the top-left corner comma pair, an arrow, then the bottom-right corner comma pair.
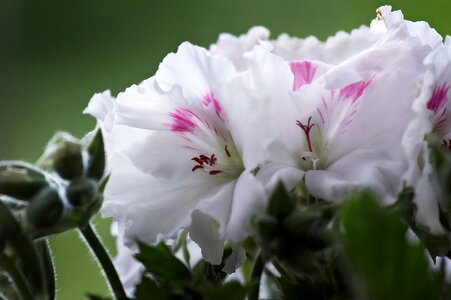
289,61 -> 317,91
427,84 -> 449,112
203,91 -> 223,118
168,108 -> 197,132
427,84 -> 449,132
317,108 -> 325,124
339,80 -> 371,102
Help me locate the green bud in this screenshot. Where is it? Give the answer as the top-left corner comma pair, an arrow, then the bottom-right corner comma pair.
0,162 -> 47,200
66,178 -> 98,207
26,187 -> 64,229
38,132 -> 84,180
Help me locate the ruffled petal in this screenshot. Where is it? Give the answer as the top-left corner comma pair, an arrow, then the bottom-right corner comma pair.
210,26 -> 271,71
156,42 -> 236,100
305,149 -> 406,204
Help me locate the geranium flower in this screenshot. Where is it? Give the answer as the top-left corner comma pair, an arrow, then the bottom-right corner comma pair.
219,6 -> 442,204
403,37 -> 451,235
86,42 -> 301,268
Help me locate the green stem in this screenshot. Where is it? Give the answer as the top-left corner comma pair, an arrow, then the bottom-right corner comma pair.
1,256 -> 34,300
248,251 -> 265,300
79,223 -> 128,300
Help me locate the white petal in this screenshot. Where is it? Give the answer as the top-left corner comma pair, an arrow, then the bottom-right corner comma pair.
411,145 -> 446,235
218,46 -> 301,168
83,90 -> 115,132
210,26 -> 271,71
225,171 -> 266,242
113,234 -> 144,297
305,149 -> 406,204
222,243 -> 246,274
156,42 -> 236,100
188,210 -> 224,265
101,154 -> 218,246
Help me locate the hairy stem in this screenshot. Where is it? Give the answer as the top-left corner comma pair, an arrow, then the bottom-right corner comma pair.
79,222 -> 128,300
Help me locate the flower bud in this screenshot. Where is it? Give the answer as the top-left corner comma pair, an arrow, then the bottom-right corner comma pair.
38,132 -> 84,180
66,178 -> 98,207
0,162 -> 47,200
26,187 -> 64,229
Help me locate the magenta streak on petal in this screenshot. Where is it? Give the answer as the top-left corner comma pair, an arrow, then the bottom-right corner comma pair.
427,84 -> 449,131
203,91 -> 223,118
339,80 -> 371,102
427,84 -> 449,112
168,108 -> 197,132
317,108 -> 325,124
289,61 -> 317,91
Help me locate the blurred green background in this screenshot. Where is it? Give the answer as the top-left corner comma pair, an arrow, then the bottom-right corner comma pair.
1,0 -> 450,299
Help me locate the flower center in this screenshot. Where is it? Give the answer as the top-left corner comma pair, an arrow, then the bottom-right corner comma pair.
296,117 -> 321,170
294,79 -> 372,171
167,92 -> 244,180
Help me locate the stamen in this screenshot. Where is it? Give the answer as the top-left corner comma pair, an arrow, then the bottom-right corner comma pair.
209,170 -> 224,175
191,153 -> 223,175
225,144 -> 231,157
296,117 -> 315,153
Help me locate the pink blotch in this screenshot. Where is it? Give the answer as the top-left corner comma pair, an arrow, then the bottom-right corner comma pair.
289,61 -> 317,91
168,108 -> 197,132
427,84 -> 449,113
339,80 -> 371,102
203,91 -> 223,117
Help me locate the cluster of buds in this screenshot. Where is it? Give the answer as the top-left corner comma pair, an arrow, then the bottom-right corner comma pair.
0,129 -> 106,299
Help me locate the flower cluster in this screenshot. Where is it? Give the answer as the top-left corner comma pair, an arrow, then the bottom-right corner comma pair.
85,5 -> 451,290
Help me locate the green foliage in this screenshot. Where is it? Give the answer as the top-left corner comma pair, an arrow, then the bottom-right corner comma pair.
134,277 -> 171,300
267,181 -> 295,219
339,190 -> 441,300
135,242 -> 192,281
134,241 -> 247,300
84,129 -> 106,181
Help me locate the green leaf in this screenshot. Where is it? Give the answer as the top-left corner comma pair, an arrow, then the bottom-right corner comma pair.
339,190 -> 441,300
202,281 -> 247,300
134,276 -> 171,300
0,201 -> 47,298
267,181 -> 294,219
85,129 -> 106,180
85,293 -> 111,300
135,241 -> 191,281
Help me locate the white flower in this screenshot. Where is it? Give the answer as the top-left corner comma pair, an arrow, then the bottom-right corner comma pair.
219,6 -> 442,204
85,42 -> 298,269
402,36 -> 451,235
